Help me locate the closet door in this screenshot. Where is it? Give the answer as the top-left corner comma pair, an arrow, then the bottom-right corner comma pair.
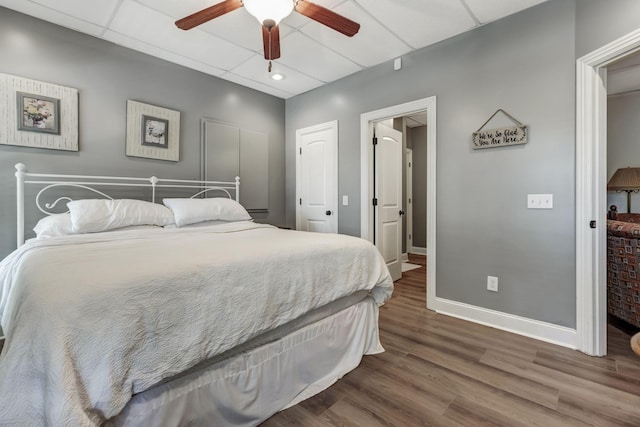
239,129 -> 268,211
201,119 -> 269,212
201,121 -> 239,183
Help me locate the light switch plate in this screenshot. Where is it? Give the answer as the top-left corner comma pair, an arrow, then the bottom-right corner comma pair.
342,195 -> 349,206
527,194 -> 553,209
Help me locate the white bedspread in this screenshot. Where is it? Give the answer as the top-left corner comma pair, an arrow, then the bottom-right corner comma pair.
0,222 -> 393,426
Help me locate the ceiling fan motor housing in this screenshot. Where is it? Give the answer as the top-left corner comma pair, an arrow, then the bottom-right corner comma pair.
263,18 -> 277,30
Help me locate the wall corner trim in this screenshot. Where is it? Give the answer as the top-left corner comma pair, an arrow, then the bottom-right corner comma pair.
434,297 -> 578,350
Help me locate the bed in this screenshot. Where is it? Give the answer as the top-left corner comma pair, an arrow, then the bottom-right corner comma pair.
0,164 -> 393,426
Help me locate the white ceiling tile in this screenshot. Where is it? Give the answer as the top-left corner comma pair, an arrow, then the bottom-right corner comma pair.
231,55 -> 325,95
0,0 -> 552,97
282,0 -> 345,29
29,0 -> 121,26
277,31 -> 362,82
464,0 -> 547,24
197,11 -> 266,52
135,0 -> 223,20
103,30 -> 226,77
0,0 -> 105,36
280,11 -> 310,30
356,0 -> 477,48
299,2 -> 411,67
221,72 -> 294,99
109,1 -> 254,71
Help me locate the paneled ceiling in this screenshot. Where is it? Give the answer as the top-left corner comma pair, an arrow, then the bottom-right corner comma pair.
0,0 -> 548,99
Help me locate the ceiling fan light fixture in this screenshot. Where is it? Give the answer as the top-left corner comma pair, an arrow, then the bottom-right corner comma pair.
243,0 -> 293,26
271,73 -> 285,81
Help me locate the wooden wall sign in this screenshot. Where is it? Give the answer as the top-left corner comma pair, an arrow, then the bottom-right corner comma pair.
472,109 -> 527,149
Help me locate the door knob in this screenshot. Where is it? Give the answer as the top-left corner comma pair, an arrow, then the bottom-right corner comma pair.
399,210 -> 405,216
326,210 -> 332,216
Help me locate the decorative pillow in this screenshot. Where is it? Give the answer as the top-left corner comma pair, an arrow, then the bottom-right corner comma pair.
33,213 -> 74,238
68,199 -> 174,234
163,198 -> 251,227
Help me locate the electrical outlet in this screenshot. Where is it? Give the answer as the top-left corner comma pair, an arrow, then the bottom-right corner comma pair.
487,276 -> 498,292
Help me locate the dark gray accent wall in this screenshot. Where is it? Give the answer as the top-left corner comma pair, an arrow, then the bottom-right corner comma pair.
286,0 -> 577,327
0,7 -> 285,259
410,125 -> 427,249
576,0 -> 640,58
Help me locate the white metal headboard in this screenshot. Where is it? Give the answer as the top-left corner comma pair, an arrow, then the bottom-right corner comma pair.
15,163 -> 240,247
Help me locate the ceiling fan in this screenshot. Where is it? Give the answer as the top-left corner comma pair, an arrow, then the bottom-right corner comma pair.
175,0 -> 360,72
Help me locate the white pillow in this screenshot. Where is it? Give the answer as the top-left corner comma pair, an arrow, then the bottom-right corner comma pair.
33,213 -> 74,238
163,198 -> 251,227
68,199 -> 174,234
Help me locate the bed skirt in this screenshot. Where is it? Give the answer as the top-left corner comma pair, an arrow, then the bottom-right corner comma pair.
108,297 -> 383,426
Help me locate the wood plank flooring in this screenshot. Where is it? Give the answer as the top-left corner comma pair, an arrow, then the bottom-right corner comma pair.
262,255 -> 640,426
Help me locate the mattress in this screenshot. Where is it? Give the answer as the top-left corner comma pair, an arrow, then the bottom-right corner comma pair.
0,221 -> 393,425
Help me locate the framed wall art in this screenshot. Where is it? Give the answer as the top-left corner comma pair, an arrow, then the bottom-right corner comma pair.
0,73 -> 78,151
126,100 -> 180,161
17,92 -> 60,134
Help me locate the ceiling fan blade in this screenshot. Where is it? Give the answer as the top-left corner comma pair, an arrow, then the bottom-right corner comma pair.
262,25 -> 281,60
175,0 -> 243,30
294,0 -> 360,37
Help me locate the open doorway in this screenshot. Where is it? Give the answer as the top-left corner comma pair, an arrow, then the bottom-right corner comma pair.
403,114 -> 428,260
367,116 -> 427,281
576,28 -> 640,356
360,96 -> 436,309
604,51 -> 640,348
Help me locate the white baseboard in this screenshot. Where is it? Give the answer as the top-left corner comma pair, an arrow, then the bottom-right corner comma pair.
401,253 -> 409,262
409,246 -> 427,256
433,297 -> 577,350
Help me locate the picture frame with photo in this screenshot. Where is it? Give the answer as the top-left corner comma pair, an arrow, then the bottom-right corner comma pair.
141,115 -> 169,149
17,92 -> 60,135
0,73 -> 79,151
126,100 -> 180,162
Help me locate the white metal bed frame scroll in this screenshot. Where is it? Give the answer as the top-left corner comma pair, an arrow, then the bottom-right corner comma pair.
14,163 -> 241,248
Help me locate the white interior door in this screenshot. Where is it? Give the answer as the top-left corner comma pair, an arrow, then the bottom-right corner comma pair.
375,123 -> 403,281
296,121 -> 338,233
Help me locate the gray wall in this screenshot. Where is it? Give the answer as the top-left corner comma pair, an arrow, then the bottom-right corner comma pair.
285,0 -> 577,327
607,92 -> 640,212
410,125 -> 427,249
0,7 -> 285,259
576,0 -> 640,58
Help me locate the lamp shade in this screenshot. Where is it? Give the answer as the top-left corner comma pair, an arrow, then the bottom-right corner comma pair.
608,167 -> 640,191
243,0 -> 294,26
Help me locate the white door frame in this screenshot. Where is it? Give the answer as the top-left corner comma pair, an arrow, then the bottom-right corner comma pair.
576,29 -> 640,356
406,148 -> 413,256
361,96 -> 437,309
296,120 -> 339,232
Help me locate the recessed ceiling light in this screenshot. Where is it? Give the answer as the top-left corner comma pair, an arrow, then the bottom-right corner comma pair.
271,73 -> 285,81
